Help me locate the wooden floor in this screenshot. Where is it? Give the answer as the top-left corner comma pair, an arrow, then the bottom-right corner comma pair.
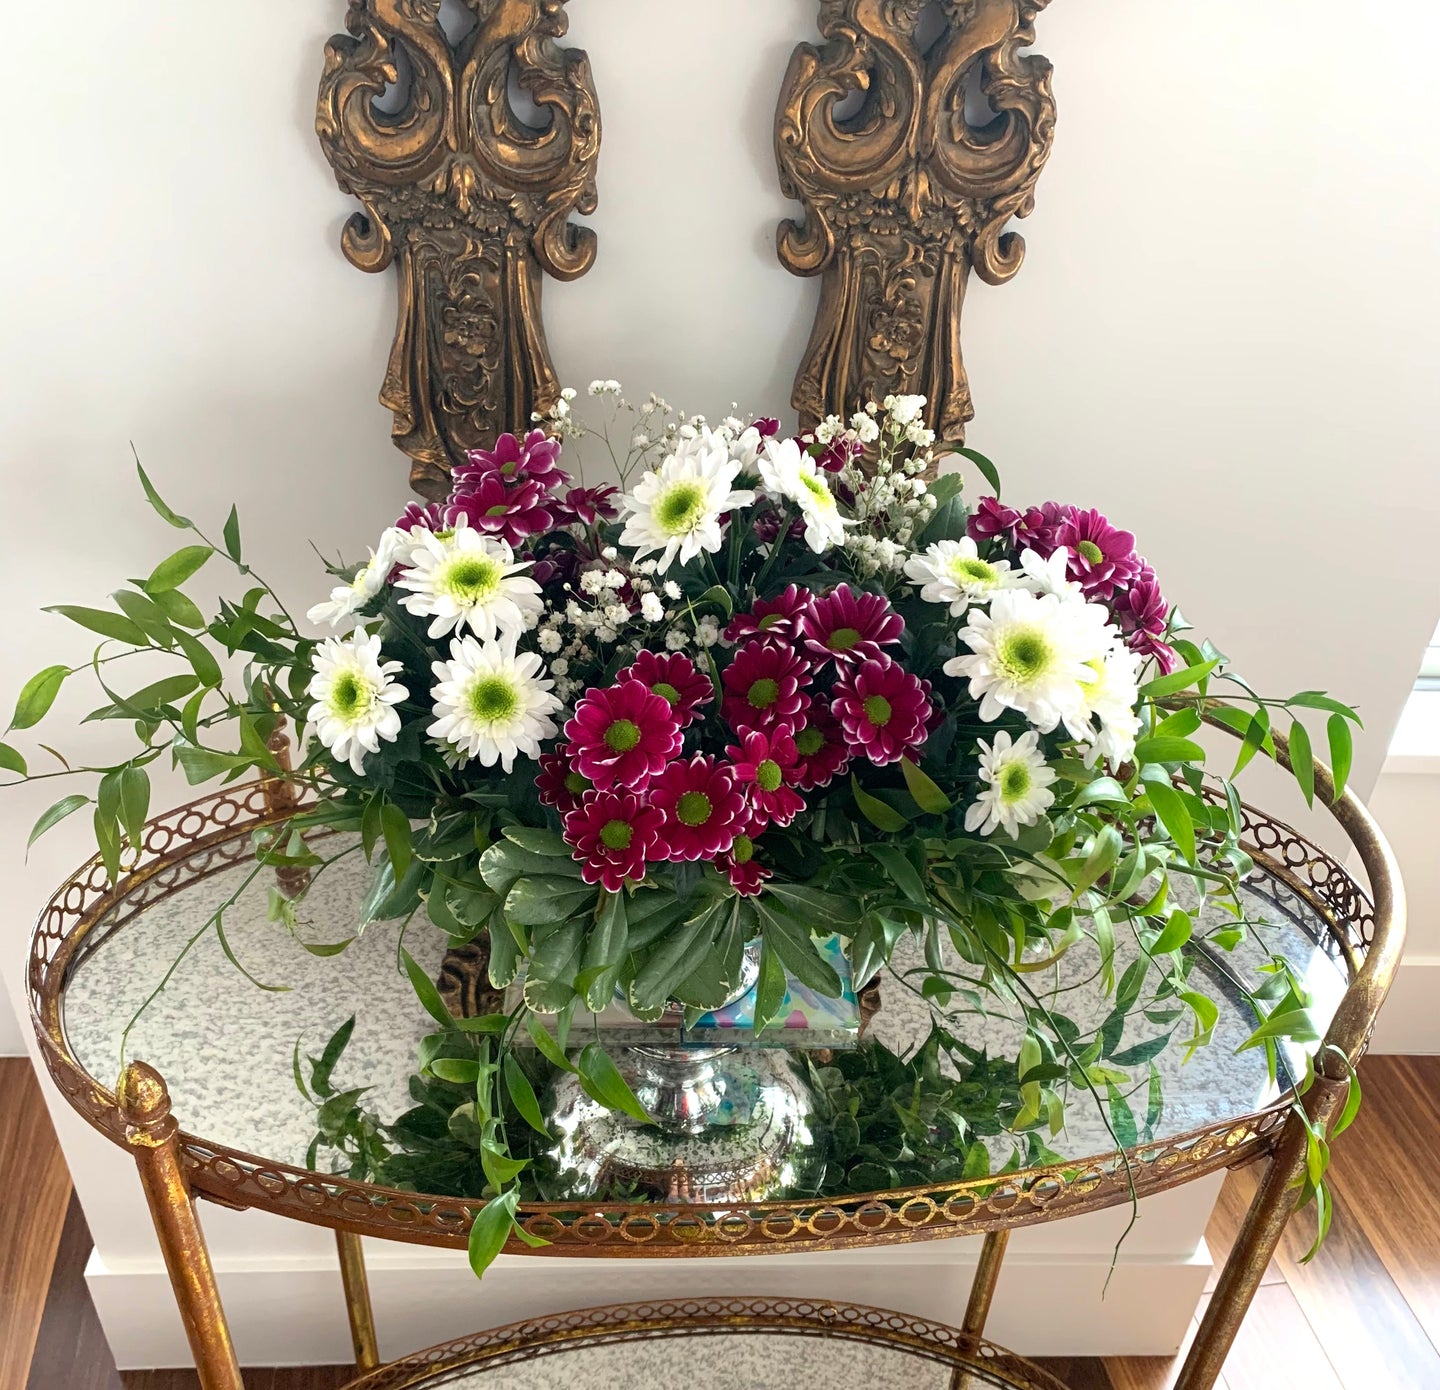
2,1054 -> 1437,1389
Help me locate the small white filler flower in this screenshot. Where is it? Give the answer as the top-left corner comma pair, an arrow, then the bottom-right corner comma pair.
904,537 -> 1018,617
944,588 -> 1110,733
428,634 -> 561,772
306,628 -> 409,774
396,524 -> 543,642
619,429 -> 755,573
758,437 -> 854,553
965,729 -> 1058,837
306,528 -> 411,629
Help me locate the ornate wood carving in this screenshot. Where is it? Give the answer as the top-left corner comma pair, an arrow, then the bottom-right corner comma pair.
776,1 -> 1056,441
317,1 -> 601,498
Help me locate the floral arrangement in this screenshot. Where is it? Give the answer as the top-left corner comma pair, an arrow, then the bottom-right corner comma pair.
4,386 -> 1362,1270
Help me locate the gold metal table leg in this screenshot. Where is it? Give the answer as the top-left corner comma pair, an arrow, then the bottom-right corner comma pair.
951,1230 -> 1011,1389
119,1062 -> 245,1390
1175,1073 -> 1350,1390
336,1229 -> 381,1372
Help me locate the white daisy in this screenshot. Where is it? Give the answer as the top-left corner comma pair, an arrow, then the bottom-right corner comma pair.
1018,546 -> 1085,601
965,730 -> 1058,837
306,628 -> 408,775
1073,643 -> 1143,769
730,425 -> 767,481
306,528 -> 410,629
427,634 -> 561,772
395,524 -> 543,642
619,429 -> 755,573
758,437 -> 854,554
904,538 -> 1019,616
944,588 -> 1111,733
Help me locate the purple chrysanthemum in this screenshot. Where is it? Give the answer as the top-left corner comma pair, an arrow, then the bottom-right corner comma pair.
563,680 -> 682,791
967,497 -> 1068,555
535,751 -> 593,817
448,472 -> 556,548
614,650 -> 713,729
395,500 -> 449,535
455,429 -> 568,489
800,585 -> 904,669
790,704 -> 852,791
1117,558 -> 1168,638
648,755 -> 746,862
551,484 -> 620,527
1055,507 -> 1141,600
815,435 -> 863,474
750,417 -> 781,439
726,728 -> 806,830
563,789 -> 663,892
721,834 -> 771,896
724,585 -> 812,645
832,657 -> 932,766
721,640 -> 812,737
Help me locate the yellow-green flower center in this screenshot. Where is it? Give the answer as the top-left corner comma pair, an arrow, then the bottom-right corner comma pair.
1000,762 -> 1033,801
600,819 -> 633,851
564,771 -> 591,795
862,695 -> 893,727
747,678 -> 780,710
651,681 -> 682,705
731,834 -> 755,864
328,670 -> 375,722
756,759 -> 783,792
795,727 -> 825,757
468,675 -> 518,723
604,719 -> 642,752
655,480 -> 708,536
800,473 -> 832,507
485,503 -> 511,518
441,553 -> 503,605
676,791 -> 713,827
1077,540 -> 1104,566
828,626 -> 862,652
996,626 -> 1052,684
949,555 -> 998,585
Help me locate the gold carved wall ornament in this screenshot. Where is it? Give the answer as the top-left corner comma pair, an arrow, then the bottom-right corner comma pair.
776,0 -> 1056,441
317,1 -> 601,498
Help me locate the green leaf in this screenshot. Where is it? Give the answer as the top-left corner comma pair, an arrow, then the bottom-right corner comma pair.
1138,659 -> 1221,700
581,890 -> 628,1011
1289,719 -> 1316,809
1150,909 -> 1193,956
869,844 -> 928,907
1146,781 -> 1197,866
763,882 -> 863,925
223,505 -> 243,562
956,446 -> 1001,495
1105,1083 -> 1138,1149
401,948 -> 455,1030
135,459 -> 192,529
429,1058 -> 480,1085
112,590 -> 176,647
173,742 -> 250,785
1134,736 -> 1206,767
899,757 -> 951,813
577,1042 -> 649,1123
118,765 -> 151,847
467,1189 -> 518,1278
381,803 -> 413,881
310,1016 -> 355,1096
150,588 -> 205,630
1327,715 -> 1353,801
630,905 -> 719,1010
502,1053 -> 550,1136
1070,777 -> 1128,810
1237,1005 -> 1321,1052
693,584 -> 734,617
44,605 -> 148,647
0,742 -> 27,776
499,826 -> 571,857
11,666 -> 68,731
525,1013 -> 576,1073
1287,691 -> 1362,726
28,794 -> 89,850
504,876 -> 597,927
851,775 -> 909,832
752,939 -> 788,1034
176,631 -> 223,689
755,900 -> 843,997
1071,825 -> 1123,897
146,545 -> 213,593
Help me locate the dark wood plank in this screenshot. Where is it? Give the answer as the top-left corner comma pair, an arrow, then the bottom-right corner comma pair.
120,1371 -> 352,1389
26,1193 -> 122,1390
0,1056 -> 74,1389
1033,1358 -> 1115,1390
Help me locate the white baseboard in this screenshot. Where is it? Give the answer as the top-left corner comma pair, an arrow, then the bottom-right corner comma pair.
1369,956 -> 1440,1054
89,1241 -> 1213,1369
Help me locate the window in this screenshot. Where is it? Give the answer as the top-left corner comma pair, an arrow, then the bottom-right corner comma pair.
1419,619 -> 1440,691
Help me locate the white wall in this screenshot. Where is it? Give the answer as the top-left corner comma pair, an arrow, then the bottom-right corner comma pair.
2,0 -> 1439,1365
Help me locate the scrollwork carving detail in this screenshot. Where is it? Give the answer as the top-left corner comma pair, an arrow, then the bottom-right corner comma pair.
318,0 -> 600,497
777,0 -> 1055,440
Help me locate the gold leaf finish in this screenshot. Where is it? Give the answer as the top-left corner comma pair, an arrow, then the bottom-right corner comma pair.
776,0 -> 1056,439
317,1 -> 601,498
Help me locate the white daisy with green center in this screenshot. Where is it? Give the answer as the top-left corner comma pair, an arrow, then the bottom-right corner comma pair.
1017,546 -> 1084,602
619,430 -> 756,573
944,588 -> 1111,733
965,729 -> 1058,838
904,537 -> 1020,616
428,634 -> 561,772
306,527 -> 411,629
758,437 -> 854,554
306,627 -> 409,774
1072,643 -> 1143,769
396,524 -> 543,642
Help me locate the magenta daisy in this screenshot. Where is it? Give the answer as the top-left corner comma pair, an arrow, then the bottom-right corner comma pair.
724,585 -> 812,644
727,728 -> 806,829
552,484 -> 620,527
448,472 -> 556,548
648,756 -> 746,862
614,650 -> 713,729
721,835 -> 772,897
721,640 -> 812,736
563,680 -> 682,791
1055,507 -> 1141,600
790,704 -> 852,791
832,658 -> 932,766
396,500 -> 448,535
455,429 -> 568,489
563,789 -> 663,892
800,585 -> 904,669
535,751 -> 593,817
816,435 -> 862,474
